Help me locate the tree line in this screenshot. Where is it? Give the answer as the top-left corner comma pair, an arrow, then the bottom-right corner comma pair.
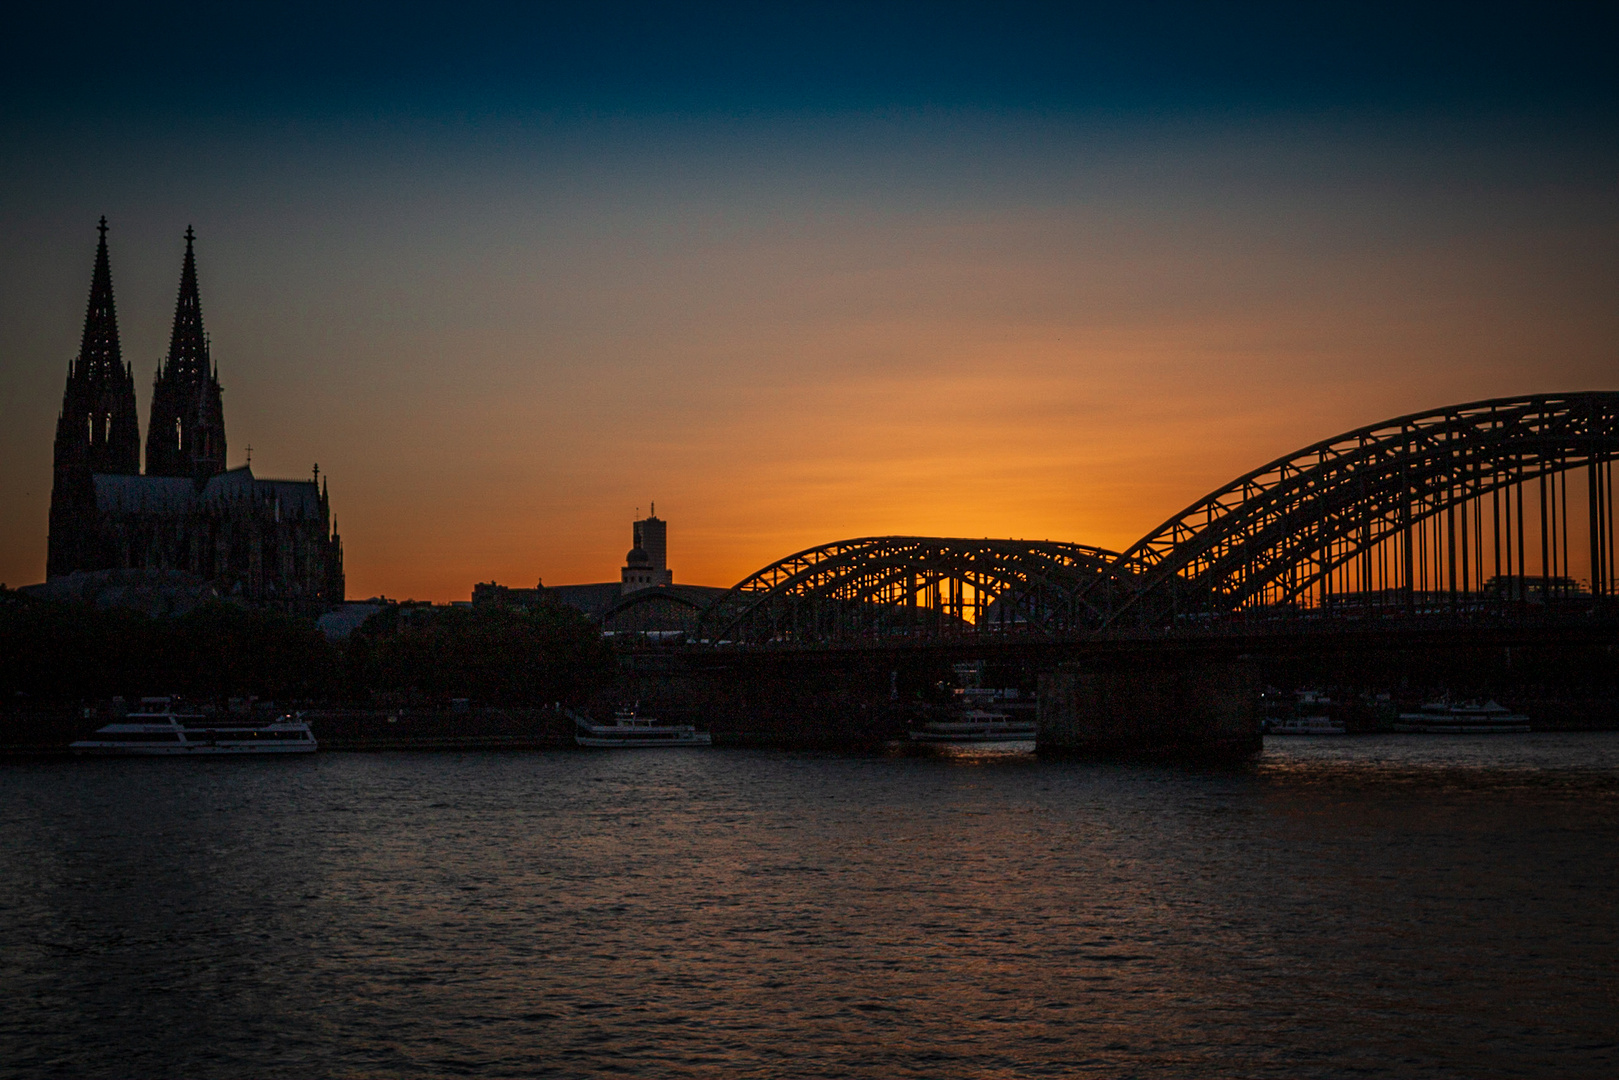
0,589 -> 612,707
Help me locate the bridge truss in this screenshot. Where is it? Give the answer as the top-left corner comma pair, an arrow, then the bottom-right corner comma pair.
1102,391 -> 1619,625
696,537 -> 1128,645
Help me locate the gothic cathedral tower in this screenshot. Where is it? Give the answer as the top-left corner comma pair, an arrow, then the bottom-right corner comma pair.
146,227 -> 227,479
46,218 -> 141,578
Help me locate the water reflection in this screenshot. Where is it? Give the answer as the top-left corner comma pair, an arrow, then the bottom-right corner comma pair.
906,739 -> 1038,764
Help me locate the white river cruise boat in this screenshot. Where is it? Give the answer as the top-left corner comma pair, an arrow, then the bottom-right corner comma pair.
572,706 -> 712,748
71,698 -> 317,756
909,708 -> 1038,744
1393,700 -> 1531,734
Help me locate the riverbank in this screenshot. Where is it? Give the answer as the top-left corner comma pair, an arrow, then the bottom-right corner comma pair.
5,692 -> 1616,758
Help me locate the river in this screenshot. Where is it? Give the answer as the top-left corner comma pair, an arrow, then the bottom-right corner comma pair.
2,734 -> 1616,1077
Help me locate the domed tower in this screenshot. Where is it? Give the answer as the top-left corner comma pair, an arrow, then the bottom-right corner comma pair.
146,227 -> 227,480
47,218 -> 142,578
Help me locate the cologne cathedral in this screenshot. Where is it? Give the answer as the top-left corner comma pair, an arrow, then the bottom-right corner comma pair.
46,220 -> 344,612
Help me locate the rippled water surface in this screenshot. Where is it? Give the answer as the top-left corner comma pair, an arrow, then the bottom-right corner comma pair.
3,735 -> 1617,1078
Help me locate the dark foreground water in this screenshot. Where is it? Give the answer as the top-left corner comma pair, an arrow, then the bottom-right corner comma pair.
2,736 -> 1617,1078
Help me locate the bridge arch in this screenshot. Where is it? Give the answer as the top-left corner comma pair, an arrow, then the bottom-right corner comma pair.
600,586 -> 709,636
1102,391 -> 1619,624
697,537 -> 1128,645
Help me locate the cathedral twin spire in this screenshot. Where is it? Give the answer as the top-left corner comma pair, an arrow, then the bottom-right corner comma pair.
146,225 -> 227,478
54,217 -> 142,479
51,219 -> 229,483
48,220 -> 232,574
48,219 -> 143,576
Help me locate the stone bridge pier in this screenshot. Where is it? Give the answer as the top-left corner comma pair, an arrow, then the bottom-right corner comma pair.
1037,653 -> 1262,758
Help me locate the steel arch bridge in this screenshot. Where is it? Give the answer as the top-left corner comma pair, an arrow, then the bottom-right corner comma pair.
687,392 -> 1617,646
695,537 -> 1129,645
1102,390 -> 1619,625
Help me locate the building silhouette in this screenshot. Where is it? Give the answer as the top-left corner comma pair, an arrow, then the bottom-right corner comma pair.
45,220 -> 343,612
621,507 -> 673,593
520,507 -> 725,635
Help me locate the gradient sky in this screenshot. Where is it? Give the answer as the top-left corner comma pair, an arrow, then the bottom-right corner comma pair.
3,3 -> 1616,599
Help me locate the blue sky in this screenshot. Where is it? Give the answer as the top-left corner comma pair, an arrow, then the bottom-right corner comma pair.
7,3 -> 1616,125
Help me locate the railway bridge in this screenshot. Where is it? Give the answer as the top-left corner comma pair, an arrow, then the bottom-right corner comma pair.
599,392 -> 1619,754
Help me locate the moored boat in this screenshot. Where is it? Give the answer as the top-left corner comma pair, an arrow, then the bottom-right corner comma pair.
1393,699 -> 1531,734
1264,688 -> 1347,735
71,698 -> 317,755
572,705 -> 712,748
909,708 -> 1038,744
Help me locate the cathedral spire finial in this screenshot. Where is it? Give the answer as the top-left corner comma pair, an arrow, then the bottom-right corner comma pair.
98,216 -> 108,239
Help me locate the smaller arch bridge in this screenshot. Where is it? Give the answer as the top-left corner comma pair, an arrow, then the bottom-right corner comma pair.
696,537 -> 1128,645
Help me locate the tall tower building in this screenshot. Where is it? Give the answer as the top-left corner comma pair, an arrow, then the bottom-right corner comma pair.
47,218 -> 142,578
621,506 -> 673,593
145,227 -> 227,479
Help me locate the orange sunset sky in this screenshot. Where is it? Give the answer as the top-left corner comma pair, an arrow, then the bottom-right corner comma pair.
3,8 -> 1615,600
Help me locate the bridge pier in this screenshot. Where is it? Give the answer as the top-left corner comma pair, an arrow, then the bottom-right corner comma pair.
1037,655 -> 1262,759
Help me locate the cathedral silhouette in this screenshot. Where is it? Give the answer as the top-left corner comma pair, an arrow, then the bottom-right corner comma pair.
46,220 -> 343,612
